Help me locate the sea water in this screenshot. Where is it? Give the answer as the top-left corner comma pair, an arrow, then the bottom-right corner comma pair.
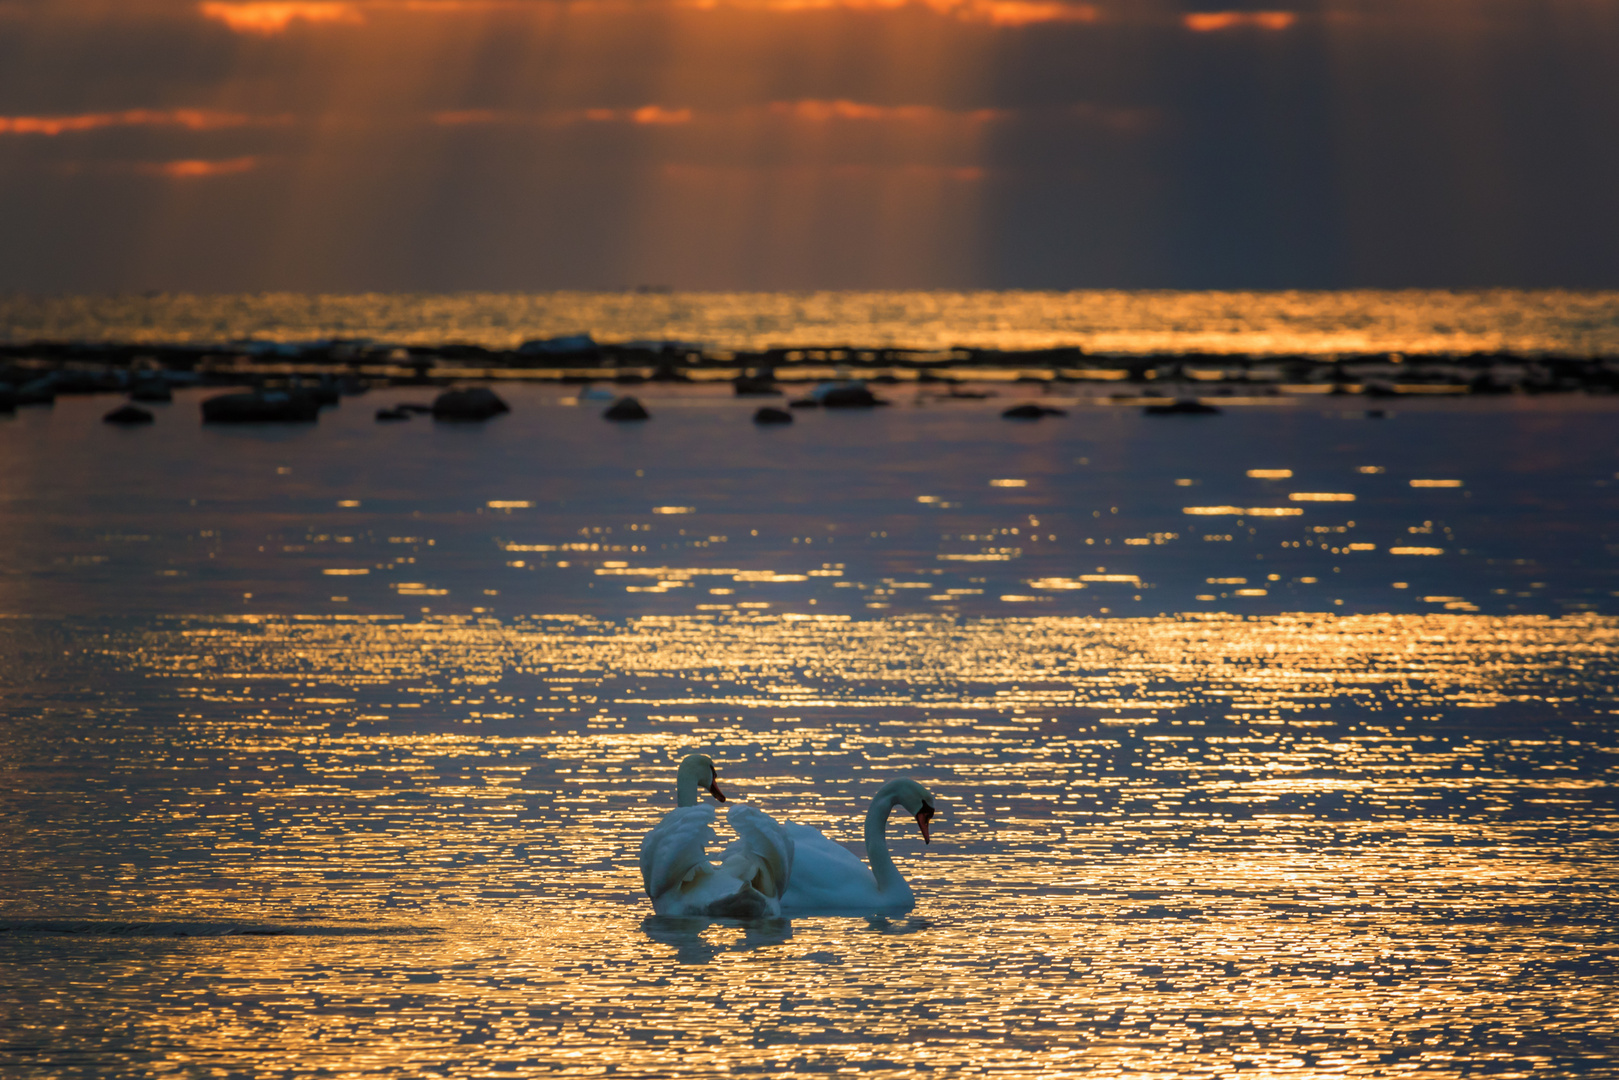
3,289 -> 1619,354
1,385 -> 1616,1077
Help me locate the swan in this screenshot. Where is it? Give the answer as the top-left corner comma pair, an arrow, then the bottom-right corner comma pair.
639,754 -> 794,919
780,778 -> 936,916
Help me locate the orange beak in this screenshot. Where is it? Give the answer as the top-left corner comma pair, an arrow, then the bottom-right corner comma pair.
709,781 -> 727,802
916,804 -> 934,844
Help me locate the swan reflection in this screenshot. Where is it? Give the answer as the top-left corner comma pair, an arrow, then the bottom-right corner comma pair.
639,915 -> 794,965
861,915 -> 932,936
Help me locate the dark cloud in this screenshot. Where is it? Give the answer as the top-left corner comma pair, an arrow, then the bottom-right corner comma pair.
0,0 -> 1615,290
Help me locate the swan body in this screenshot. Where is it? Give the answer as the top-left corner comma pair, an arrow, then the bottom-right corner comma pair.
781,778 -> 935,916
639,755 -> 794,918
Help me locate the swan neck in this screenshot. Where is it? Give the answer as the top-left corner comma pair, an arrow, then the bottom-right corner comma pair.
674,761 -> 702,807
863,792 -> 907,894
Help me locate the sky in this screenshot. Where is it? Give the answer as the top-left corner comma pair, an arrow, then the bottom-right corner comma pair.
0,0 -> 1615,293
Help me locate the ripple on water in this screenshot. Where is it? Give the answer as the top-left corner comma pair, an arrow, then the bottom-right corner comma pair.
1,611 -> 1615,1077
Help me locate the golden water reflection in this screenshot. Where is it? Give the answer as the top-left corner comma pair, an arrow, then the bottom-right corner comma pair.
2,611 -> 1615,1077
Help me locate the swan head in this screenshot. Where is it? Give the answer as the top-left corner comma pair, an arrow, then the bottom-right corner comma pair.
674,753 -> 727,807
880,777 -> 937,844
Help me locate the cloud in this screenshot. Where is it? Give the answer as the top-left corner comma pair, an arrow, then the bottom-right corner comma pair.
1182,10 -> 1296,32
198,2 -> 366,33
198,0 -> 1099,31
770,100 -> 1008,124
661,162 -> 985,181
430,106 -> 693,126
134,156 -> 265,177
432,101 -> 1009,129
0,109 -> 291,137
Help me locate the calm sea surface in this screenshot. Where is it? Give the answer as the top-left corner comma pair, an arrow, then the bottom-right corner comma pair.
2,385 -> 1617,1077
3,289 -> 1619,354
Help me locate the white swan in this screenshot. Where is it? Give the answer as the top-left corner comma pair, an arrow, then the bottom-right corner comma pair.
780,777 -> 936,916
639,754 -> 794,918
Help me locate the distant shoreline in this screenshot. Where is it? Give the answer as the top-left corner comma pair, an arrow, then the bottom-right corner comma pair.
2,338 -> 1616,399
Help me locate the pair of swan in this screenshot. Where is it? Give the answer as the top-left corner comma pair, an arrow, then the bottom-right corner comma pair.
639,754 -> 935,918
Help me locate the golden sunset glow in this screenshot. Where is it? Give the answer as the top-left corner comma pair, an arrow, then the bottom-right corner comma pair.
1182,10 -> 1296,32
136,156 -> 265,178
0,0 -> 1609,291
0,109 -> 288,137
198,1 -> 365,33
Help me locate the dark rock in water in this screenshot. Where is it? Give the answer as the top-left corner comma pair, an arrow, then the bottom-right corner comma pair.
14,380 -> 56,406
397,403 -> 434,414
202,390 -> 320,423
129,379 -> 172,403
1365,408 -> 1388,419
788,398 -> 820,409
1002,403 -> 1066,419
1362,379 -> 1398,398
734,376 -> 780,396
753,406 -> 794,425
104,404 -> 155,425
604,397 -> 650,421
1144,399 -> 1221,416
302,378 -> 342,406
376,407 -> 411,421
432,387 -> 510,421
0,388 -> 17,413
820,385 -> 885,408
50,369 -> 126,395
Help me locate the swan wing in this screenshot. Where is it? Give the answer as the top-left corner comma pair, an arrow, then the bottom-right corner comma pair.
639,804 -> 718,900
720,804 -> 795,900
780,822 -> 883,912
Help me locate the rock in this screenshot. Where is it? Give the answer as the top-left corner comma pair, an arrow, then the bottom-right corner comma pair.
129,379 -> 172,403
734,376 -> 780,396
376,407 -> 411,421
201,390 -> 321,423
432,387 -> 510,421
788,398 -> 820,409
0,388 -> 17,413
604,396 -> 650,421
397,403 -> 434,414
819,384 -> 885,408
753,406 -> 794,425
1143,399 -> 1221,416
14,380 -> 56,406
104,404 -> 155,425
1002,403 -> 1066,419
49,369 -> 126,395
1365,408 -> 1387,419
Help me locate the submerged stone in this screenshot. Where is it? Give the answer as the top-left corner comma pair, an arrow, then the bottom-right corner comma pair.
1002,403 -> 1066,419
604,397 -> 650,421
201,391 -> 320,423
432,387 -> 510,421
104,404 -> 155,425
753,406 -> 794,425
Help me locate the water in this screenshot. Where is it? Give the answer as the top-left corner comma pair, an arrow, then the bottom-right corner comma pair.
2,387 -> 1617,1078
4,289 -> 1619,354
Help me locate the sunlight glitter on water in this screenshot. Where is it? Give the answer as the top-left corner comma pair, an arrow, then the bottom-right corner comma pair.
1,391 -> 1617,1077
4,289 -> 1619,354
3,609 -> 1616,1077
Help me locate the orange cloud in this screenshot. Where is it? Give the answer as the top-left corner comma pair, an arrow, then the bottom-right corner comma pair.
0,109 -> 290,136
431,106 -> 693,126
688,0 -> 1097,21
198,2 -> 364,33
1182,10 -> 1296,32
629,105 -> 694,125
771,100 -> 1007,123
200,0 -> 1099,31
662,162 -> 984,182
135,156 -> 264,178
